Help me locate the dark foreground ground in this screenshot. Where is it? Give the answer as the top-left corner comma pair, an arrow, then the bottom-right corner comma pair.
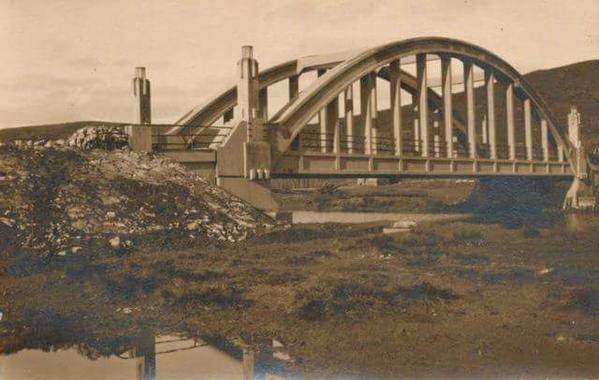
1,179 -> 598,378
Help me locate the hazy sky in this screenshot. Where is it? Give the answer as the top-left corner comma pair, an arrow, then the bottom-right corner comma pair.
0,0 -> 597,128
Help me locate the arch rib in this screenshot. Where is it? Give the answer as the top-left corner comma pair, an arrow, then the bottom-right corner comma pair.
270,37 -> 574,171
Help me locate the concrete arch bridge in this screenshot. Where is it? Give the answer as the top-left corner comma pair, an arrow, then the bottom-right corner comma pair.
129,37 -> 595,211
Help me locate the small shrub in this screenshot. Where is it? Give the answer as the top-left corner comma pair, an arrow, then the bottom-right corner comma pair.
522,226 -> 541,238
452,226 -> 484,244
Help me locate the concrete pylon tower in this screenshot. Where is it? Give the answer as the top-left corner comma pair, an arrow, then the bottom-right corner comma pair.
567,106 -> 587,179
563,105 -> 595,210
129,67 -> 153,152
568,106 -> 581,148
133,67 -> 152,124
215,46 -> 277,211
237,46 -> 263,141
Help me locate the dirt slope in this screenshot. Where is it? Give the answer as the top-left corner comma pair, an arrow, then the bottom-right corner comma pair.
0,142 -> 272,256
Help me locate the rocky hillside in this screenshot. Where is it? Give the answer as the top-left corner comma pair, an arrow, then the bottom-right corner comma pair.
0,131 -> 273,257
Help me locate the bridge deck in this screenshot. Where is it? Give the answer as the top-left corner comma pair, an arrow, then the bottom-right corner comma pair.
274,152 -> 573,178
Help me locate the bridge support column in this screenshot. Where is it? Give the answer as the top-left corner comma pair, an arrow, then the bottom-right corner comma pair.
416,54 -> 429,157
506,83 -> 516,160
441,55 -> 453,158
344,85 -> 354,153
389,60 -> 403,156
524,98 -> 533,160
329,97 -> 340,155
318,69 -> 328,152
361,73 -> 377,155
289,75 -> 300,148
541,119 -> 549,162
129,67 -> 153,152
464,60 -> 476,159
486,71 -> 497,159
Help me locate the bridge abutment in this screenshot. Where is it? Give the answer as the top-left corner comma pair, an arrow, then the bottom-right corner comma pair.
215,46 -> 279,211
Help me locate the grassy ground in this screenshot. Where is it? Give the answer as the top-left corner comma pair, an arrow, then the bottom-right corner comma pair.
273,179 -> 477,212
1,213 -> 597,377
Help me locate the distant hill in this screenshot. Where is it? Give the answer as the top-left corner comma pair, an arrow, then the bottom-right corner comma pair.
524,60 -> 599,149
1,60 -> 597,149
0,121 -> 126,142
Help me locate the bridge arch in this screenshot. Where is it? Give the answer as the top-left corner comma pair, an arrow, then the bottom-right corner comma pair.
270,37 -> 574,170
171,50 -> 468,138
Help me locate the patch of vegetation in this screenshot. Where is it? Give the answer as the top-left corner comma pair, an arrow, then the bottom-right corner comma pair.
561,287 -> 599,316
521,226 -> 541,238
451,226 -> 484,245
294,278 -> 459,321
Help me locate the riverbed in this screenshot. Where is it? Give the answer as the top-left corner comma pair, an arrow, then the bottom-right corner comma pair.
1,212 -> 598,378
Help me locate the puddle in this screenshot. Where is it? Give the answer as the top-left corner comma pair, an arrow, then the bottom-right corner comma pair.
288,211 -> 469,224
0,333 -> 292,380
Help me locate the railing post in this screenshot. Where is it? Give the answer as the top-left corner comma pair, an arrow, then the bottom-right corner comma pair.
130,67 -> 153,152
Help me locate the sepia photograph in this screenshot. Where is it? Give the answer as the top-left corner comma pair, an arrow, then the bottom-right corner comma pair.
0,0 -> 598,378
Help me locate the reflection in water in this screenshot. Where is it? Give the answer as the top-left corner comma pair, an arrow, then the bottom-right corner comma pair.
0,331 -> 290,380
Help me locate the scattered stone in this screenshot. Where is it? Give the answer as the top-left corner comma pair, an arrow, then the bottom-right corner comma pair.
186,222 -> 199,231
56,250 -> 67,257
0,217 -> 15,227
0,140 -> 274,255
67,126 -> 128,150
109,236 -> 121,248
383,220 -> 417,235
392,220 -> 417,229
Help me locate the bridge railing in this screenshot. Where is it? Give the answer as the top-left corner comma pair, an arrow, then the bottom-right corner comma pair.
144,124 -> 232,151
289,131 -> 566,162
